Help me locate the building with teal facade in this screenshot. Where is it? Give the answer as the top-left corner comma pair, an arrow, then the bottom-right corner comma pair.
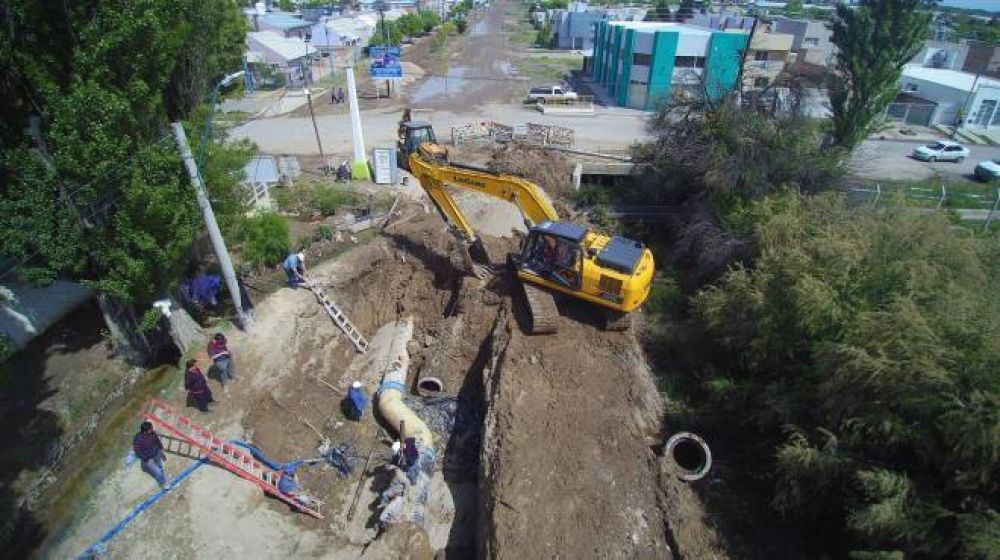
591,21 -> 750,110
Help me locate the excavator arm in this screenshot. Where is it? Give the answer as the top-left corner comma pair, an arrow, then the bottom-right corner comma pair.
408,151 -> 559,245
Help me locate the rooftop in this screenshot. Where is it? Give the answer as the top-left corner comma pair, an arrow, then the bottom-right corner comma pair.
261,12 -> 312,30
248,31 -> 317,61
902,65 -> 1000,91
606,21 -> 716,35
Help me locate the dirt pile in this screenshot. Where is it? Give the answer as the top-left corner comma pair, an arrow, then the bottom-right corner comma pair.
478,299 -> 673,559
488,143 -> 574,198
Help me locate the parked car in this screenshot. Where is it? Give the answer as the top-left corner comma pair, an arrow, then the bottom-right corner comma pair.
974,158 -> 1000,182
911,140 -> 970,162
526,85 -> 578,103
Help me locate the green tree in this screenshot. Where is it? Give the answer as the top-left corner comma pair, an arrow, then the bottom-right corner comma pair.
278,0 -> 295,11
0,0 -> 249,360
419,9 -> 442,33
785,0 -> 804,14
828,0 -> 933,150
689,192 -> 1000,558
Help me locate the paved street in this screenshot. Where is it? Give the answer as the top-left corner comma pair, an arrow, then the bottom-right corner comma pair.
852,139 -> 1000,182
229,102 -> 650,156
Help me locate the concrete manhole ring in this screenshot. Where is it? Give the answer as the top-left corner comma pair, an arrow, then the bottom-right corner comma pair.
417,376 -> 444,397
664,432 -> 712,482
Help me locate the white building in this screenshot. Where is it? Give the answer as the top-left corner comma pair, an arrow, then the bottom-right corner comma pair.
897,65 -> 1000,128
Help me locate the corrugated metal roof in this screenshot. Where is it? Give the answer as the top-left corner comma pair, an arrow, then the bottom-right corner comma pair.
248,31 -> 317,62
244,156 -> 280,184
261,12 -> 312,29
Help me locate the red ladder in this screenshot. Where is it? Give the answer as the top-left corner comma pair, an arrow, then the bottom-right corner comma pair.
142,397 -> 323,519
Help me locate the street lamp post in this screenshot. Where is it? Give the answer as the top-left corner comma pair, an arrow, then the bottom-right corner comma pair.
174,70 -> 252,330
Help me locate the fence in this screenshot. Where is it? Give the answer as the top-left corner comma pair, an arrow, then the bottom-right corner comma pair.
884,101 -> 937,127
849,183 -> 1000,231
449,121 -> 575,147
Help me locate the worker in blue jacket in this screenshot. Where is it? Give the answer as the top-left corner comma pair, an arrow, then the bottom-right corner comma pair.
283,252 -> 307,288
347,381 -> 369,421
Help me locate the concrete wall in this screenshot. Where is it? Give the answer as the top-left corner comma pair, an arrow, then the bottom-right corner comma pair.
553,10 -> 604,50
1,280 -> 92,351
900,75 -> 966,126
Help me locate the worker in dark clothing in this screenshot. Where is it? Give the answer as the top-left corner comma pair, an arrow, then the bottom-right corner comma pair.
184,359 -> 214,412
336,86 -> 345,104
133,421 -> 170,489
207,333 -> 236,386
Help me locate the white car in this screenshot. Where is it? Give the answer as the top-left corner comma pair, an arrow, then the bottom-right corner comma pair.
526,85 -> 578,103
974,158 -> 1000,182
912,140 -> 970,162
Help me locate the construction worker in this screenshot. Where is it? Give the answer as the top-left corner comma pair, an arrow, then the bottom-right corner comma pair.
207,333 -> 236,386
283,251 -> 307,288
184,359 -> 214,412
346,380 -> 368,421
133,421 -> 170,490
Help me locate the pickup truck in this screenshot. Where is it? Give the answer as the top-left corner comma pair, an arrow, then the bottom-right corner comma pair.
526,85 -> 578,103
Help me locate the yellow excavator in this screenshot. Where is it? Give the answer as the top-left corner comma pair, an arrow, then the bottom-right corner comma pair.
398,119 -> 654,333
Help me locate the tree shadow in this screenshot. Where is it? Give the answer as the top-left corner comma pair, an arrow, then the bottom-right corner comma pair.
0,302 -> 108,557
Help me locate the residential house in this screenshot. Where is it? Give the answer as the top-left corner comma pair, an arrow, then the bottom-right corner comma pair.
741,27 -> 794,89
963,41 -> 1000,80
247,31 -> 319,87
255,11 -> 313,38
911,40 -> 969,70
892,65 -> 1000,128
590,21 -> 750,109
357,0 -> 421,13
772,16 -> 835,66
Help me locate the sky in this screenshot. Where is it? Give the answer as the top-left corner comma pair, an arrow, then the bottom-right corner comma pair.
938,0 -> 1000,13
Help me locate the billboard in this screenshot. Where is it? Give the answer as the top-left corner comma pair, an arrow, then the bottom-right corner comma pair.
369,46 -> 402,79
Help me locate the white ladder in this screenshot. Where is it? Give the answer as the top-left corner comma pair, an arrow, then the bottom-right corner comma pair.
303,278 -> 368,353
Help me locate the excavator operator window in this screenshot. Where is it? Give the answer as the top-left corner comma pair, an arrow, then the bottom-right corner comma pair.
526,233 -> 580,289
406,126 -> 437,152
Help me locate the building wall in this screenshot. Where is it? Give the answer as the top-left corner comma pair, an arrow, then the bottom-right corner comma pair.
647,30 -> 678,110
773,17 -> 834,66
964,41 -> 1000,80
705,32 -> 749,101
900,75 -> 966,126
553,10 -> 604,50
591,21 -> 748,108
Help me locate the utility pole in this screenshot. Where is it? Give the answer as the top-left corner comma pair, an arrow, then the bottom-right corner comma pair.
171,122 -> 251,330
305,87 -> 328,173
345,64 -> 371,180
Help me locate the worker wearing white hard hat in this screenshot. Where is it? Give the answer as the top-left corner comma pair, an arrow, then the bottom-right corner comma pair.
282,251 -> 308,288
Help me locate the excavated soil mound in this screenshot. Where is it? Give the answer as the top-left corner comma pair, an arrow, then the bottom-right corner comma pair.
488,144 -> 574,197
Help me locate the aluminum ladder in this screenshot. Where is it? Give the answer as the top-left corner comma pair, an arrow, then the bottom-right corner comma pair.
302,277 -> 368,353
142,398 -> 323,519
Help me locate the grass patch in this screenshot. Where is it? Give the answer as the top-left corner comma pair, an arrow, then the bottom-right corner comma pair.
273,181 -> 363,218
515,55 -> 583,83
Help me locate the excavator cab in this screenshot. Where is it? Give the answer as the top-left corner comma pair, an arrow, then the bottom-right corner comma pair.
398,121 -> 448,169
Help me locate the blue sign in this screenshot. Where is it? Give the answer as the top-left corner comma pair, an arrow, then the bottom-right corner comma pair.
369,46 -> 402,79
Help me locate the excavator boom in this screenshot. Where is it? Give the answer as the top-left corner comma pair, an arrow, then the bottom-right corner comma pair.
408,152 -> 559,243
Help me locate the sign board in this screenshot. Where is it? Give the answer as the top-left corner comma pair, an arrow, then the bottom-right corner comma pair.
369,46 -> 403,79
373,146 -> 397,185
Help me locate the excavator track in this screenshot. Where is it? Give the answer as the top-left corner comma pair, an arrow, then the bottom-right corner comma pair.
520,281 -> 558,334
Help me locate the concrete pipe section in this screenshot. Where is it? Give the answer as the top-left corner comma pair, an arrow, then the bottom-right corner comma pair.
417,376 -> 444,397
664,432 -> 712,482
376,322 -> 437,527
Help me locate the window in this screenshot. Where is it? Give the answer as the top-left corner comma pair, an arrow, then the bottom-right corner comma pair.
674,56 -> 705,68
754,50 -> 769,61
633,52 -> 652,66
945,146 -> 962,152
754,76 -> 770,88
904,83 -> 918,93
803,37 -> 819,47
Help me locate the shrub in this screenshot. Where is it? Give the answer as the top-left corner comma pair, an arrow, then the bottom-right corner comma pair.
235,212 -> 290,268
313,225 -> 334,242
312,185 -> 360,216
